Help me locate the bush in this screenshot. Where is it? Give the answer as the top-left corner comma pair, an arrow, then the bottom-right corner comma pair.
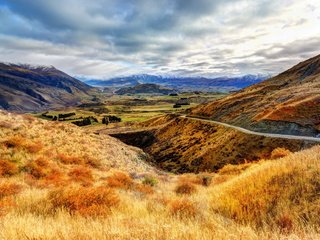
0,182 -> 23,199
49,186 -> 120,217
169,199 -> 197,218
200,175 -> 212,187
84,156 -> 101,168
3,136 -> 25,148
276,213 -> 294,234
107,172 -> 133,190
134,183 -> 154,195
68,167 -> 93,186
24,158 -> 51,179
25,141 -> 43,154
0,159 -> 19,176
218,163 -> 252,175
175,182 -> 197,195
271,148 -> 291,159
142,176 -> 158,187
57,154 -> 83,165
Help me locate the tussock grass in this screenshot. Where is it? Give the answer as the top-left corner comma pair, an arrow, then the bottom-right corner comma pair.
212,145 -> 320,231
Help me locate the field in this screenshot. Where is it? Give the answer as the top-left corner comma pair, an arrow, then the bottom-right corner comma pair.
33,92 -> 226,126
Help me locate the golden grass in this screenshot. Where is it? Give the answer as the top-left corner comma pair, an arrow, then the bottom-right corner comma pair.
0,110 -> 319,239
48,186 -> 120,217
212,145 -> 320,231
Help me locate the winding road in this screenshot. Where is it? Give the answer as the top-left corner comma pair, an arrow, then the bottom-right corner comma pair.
181,115 -> 320,143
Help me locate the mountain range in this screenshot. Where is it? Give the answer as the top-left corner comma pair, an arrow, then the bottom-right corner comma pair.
84,74 -> 268,92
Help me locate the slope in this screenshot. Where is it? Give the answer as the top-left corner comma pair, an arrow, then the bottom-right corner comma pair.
0,63 -> 95,112
190,54 -> 320,136
108,114 -> 316,173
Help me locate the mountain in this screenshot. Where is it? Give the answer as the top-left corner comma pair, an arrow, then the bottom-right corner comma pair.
115,83 -> 176,95
190,54 -> 320,136
84,74 -> 268,92
0,63 -> 94,112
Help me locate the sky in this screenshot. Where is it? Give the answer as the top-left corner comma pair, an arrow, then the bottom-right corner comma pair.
0,0 -> 319,79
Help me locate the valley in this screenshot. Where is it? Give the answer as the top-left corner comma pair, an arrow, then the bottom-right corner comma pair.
0,55 -> 320,240
1,1 -> 320,239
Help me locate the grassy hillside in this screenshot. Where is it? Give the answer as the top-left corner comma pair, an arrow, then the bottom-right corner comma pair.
190,54 -> 320,136
0,111 -> 319,239
109,114 -> 316,173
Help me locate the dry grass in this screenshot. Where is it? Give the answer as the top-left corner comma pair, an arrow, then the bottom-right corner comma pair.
0,159 -> 19,176
0,110 -> 319,239
0,181 -> 23,199
68,166 -> 93,186
106,171 -> 134,190
24,157 -> 52,179
169,198 -> 198,218
175,182 -> 197,195
270,147 -> 292,159
212,145 -> 320,230
48,186 -> 120,217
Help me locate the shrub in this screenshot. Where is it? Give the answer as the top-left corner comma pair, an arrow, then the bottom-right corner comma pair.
169,199 -> 197,218
134,183 -> 154,195
24,158 -> 51,179
175,182 -> 197,195
271,148 -> 291,159
3,136 -> 25,148
200,175 -> 212,187
57,154 -> 84,165
25,141 -> 43,154
0,182 -> 23,199
0,197 -> 16,216
0,159 -> 19,176
43,169 -> 67,187
68,167 -> 93,186
276,213 -> 294,234
142,176 -> 158,186
84,156 -> 101,168
107,172 -> 133,190
48,186 -> 120,217
218,163 -> 252,175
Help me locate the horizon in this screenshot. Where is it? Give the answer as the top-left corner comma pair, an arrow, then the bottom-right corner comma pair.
0,0 -> 319,79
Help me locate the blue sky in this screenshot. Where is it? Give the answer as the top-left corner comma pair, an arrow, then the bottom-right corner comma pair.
0,0 -> 319,79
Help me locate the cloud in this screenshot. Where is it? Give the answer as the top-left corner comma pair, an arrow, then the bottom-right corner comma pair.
0,0 -> 319,78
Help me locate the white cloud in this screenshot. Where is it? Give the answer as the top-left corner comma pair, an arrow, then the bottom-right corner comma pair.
0,0 -> 319,78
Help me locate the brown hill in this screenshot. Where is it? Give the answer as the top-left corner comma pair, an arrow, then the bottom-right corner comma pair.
0,110 -> 153,174
0,63 -> 95,112
108,115 -> 315,173
190,54 -> 320,136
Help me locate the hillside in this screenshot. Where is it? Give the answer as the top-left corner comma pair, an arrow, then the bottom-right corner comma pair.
107,114 -> 316,173
0,110 -> 319,239
115,83 -> 176,95
0,110 -> 153,173
85,74 -> 267,92
0,63 -> 95,112
190,54 -> 320,136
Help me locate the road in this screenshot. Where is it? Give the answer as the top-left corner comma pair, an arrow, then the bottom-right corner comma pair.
181,115 -> 320,143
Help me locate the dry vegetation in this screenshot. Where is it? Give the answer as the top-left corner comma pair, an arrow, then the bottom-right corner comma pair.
124,115 -> 313,173
0,110 -> 319,239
